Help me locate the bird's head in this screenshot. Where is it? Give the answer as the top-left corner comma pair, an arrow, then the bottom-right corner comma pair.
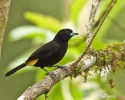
54,29 -> 78,42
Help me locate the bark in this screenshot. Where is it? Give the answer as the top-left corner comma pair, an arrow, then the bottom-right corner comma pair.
18,41 -> 125,100
0,0 -> 11,58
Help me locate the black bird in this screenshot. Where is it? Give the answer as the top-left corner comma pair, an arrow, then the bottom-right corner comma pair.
5,28 -> 78,77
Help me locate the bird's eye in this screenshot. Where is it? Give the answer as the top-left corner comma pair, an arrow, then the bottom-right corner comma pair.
66,31 -> 69,34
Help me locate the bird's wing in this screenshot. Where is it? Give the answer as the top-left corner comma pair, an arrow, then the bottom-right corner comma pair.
26,41 -> 59,62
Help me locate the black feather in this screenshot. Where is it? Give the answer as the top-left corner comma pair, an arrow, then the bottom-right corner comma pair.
5,63 -> 26,76
5,28 -> 78,77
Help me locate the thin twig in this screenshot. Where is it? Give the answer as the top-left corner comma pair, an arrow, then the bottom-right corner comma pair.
86,0 -> 101,45
73,0 -> 117,66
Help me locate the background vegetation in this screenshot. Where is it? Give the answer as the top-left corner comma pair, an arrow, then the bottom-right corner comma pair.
1,0 -> 125,100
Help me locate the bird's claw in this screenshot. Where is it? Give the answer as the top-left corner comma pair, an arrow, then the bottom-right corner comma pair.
56,66 -> 68,71
46,72 -> 55,79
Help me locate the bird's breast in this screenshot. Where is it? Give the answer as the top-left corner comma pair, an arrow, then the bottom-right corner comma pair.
44,43 -> 68,66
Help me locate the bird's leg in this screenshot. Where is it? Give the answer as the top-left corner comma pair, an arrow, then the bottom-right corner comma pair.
42,68 -> 55,79
50,65 -> 68,71
58,66 -> 68,71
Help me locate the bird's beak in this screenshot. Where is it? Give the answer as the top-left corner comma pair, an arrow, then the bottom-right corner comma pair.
70,32 -> 78,36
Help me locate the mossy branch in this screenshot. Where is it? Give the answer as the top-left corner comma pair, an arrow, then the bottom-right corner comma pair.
18,42 -> 125,100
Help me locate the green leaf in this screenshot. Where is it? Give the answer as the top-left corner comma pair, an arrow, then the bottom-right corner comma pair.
24,12 -> 62,32
9,26 -> 55,43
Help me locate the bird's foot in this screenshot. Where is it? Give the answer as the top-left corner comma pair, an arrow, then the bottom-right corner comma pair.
55,66 -> 68,71
42,68 -> 55,79
46,72 -> 55,79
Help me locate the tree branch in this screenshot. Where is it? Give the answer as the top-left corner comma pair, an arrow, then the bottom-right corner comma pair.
86,0 -> 101,45
18,42 -> 125,100
72,0 -> 117,66
0,0 -> 11,58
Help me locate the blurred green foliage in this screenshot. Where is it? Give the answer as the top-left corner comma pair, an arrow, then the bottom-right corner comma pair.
24,12 -> 62,32
4,0 -> 125,100
70,0 -> 87,25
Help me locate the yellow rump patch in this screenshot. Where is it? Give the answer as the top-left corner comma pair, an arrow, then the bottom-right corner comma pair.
27,59 -> 38,66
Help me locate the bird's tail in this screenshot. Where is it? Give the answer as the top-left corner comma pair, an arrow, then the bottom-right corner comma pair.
5,63 -> 26,76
